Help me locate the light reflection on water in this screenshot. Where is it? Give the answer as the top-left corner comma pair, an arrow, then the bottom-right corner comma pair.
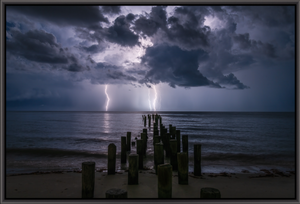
103,113 -> 110,133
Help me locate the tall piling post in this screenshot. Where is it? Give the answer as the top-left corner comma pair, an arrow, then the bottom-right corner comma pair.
171,127 -> 176,139
194,144 -> 202,176
82,161 -> 95,198
177,152 -> 188,184
158,164 -> 172,198
169,124 -> 172,134
141,133 -> 147,155
136,139 -> 144,169
182,135 -> 188,157
154,129 -> 159,139
165,133 -> 171,158
126,132 -> 131,151
121,136 -> 127,164
176,130 -> 180,152
143,128 -> 147,138
128,154 -> 139,185
153,135 -> 161,145
148,116 -> 151,127
108,143 -> 116,175
169,140 -> 178,171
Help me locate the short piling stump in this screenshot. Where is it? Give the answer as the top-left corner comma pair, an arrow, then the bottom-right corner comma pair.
136,139 -> 144,169
107,143 -> 116,175
106,188 -> 128,198
158,163 -> 172,198
177,152 -> 188,185
82,161 -> 95,198
200,188 -> 221,198
194,144 -> 202,176
128,154 -> 139,185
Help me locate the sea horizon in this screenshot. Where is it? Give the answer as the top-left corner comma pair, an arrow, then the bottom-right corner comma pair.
5,111 -> 295,175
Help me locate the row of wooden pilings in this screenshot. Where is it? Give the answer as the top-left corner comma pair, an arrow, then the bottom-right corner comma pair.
82,114 -> 221,199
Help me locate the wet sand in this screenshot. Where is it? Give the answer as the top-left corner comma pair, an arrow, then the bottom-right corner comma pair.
6,169 -> 296,199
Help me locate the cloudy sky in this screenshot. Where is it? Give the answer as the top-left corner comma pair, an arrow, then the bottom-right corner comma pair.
6,5 -> 295,111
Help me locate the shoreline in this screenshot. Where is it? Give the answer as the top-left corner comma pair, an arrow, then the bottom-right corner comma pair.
6,167 -> 295,177
6,169 -> 296,199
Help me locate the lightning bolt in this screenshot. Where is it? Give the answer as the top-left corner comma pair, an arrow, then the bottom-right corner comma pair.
105,85 -> 110,111
153,85 -> 157,112
148,88 -> 152,111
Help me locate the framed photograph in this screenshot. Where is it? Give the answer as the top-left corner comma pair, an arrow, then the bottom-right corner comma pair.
1,1 -> 298,204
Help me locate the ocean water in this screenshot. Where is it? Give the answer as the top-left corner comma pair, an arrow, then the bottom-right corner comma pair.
5,111 -> 295,175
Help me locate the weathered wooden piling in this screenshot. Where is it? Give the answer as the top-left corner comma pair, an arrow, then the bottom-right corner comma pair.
136,139 -> 144,169
132,141 -> 135,146
121,137 -> 127,164
165,133 -> 171,158
143,128 -> 147,137
148,116 -> 151,127
158,163 -> 172,198
128,154 -> 139,185
200,188 -> 221,198
169,124 -> 172,134
141,133 -> 147,155
153,135 -> 161,145
182,135 -> 188,156
154,129 -> 159,139
144,116 -> 146,127
169,140 -> 178,171
194,144 -> 202,176
106,188 -> 128,198
82,161 -> 95,198
171,126 -> 176,139
177,152 -> 188,184
176,130 -> 180,152
162,128 -> 168,149
154,143 -> 164,174
108,143 -> 116,175
126,132 -> 131,151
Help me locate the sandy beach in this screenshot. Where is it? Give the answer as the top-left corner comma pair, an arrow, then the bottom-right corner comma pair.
6,169 -> 296,199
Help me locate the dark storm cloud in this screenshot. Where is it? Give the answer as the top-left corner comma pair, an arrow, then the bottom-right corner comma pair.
6,5 -> 294,91
134,16 -> 159,36
65,63 -> 90,72
226,6 -> 295,27
7,29 -> 69,64
7,6 -> 109,27
166,16 -> 211,50
133,6 -> 167,37
104,14 -> 140,47
154,6 -> 212,51
218,73 -> 249,89
233,33 -> 277,58
95,62 -> 120,70
6,29 -> 90,72
107,70 -> 137,81
141,44 -> 221,88
80,44 -> 106,54
101,6 -> 122,15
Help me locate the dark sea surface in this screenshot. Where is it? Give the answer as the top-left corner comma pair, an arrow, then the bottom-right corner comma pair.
6,111 -> 295,175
